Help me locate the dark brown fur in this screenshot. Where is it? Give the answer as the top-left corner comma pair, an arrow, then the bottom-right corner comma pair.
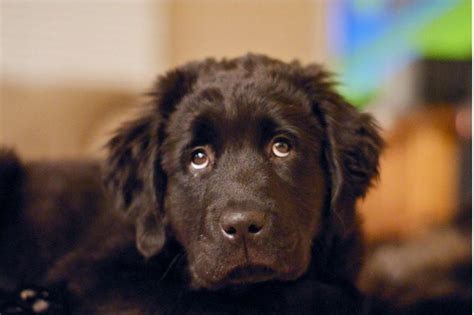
1,54 -> 383,314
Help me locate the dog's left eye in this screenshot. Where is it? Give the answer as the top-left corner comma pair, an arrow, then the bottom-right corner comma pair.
271,138 -> 292,158
190,148 -> 210,169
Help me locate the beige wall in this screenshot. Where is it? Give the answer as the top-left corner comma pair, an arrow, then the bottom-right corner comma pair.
1,1 -> 170,90
1,1 -> 172,159
1,0 -> 326,159
1,84 -> 137,159
169,0 -> 328,66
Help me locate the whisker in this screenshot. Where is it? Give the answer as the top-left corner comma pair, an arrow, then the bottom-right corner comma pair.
160,251 -> 185,281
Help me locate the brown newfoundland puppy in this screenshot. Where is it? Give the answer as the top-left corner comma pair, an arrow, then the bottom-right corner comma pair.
0,54 -> 382,314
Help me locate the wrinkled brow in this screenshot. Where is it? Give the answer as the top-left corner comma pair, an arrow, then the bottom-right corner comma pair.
258,103 -> 322,142
188,115 -> 221,149
258,116 -> 299,145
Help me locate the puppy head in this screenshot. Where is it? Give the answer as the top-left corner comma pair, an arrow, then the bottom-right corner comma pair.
104,54 -> 383,289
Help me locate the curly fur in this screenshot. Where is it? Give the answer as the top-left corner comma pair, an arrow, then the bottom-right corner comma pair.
1,54 -> 383,314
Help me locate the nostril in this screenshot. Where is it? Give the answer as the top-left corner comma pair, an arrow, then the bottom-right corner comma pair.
220,210 -> 267,239
225,226 -> 237,235
248,224 -> 262,234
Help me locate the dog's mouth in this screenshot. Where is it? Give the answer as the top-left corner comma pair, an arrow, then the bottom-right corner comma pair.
189,236 -> 307,289
225,265 -> 277,284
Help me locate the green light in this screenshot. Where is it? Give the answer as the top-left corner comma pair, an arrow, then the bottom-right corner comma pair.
415,0 -> 471,60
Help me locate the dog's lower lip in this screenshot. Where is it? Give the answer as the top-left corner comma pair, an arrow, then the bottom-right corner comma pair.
226,265 -> 276,283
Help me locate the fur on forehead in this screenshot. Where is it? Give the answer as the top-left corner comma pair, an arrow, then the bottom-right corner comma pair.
188,65 -> 313,108
164,64 -> 322,137
160,89 -> 324,176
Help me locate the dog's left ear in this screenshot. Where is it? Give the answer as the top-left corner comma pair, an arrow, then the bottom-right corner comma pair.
103,112 -> 164,258
295,64 -> 384,235
103,67 -> 198,258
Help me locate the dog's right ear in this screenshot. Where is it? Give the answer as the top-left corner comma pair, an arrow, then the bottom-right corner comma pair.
292,64 -> 384,237
103,67 -> 198,258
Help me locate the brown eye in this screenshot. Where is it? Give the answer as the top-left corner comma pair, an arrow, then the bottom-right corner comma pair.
272,139 -> 291,157
191,148 -> 209,169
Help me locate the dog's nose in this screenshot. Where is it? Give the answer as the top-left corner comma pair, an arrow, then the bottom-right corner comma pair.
220,211 -> 267,240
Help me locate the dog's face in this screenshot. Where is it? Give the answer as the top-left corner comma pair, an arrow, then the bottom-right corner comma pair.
104,54 -> 382,290
161,71 -> 327,288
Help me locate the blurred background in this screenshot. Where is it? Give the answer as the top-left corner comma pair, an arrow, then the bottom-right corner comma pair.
0,0 -> 471,244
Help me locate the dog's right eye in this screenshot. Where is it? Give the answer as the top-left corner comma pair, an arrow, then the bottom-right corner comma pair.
190,148 -> 210,170
271,137 -> 292,158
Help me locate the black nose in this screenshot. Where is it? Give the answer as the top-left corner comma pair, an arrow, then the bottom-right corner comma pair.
220,210 -> 267,240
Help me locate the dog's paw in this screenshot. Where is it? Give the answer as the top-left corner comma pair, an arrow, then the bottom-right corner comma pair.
0,286 -> 68,314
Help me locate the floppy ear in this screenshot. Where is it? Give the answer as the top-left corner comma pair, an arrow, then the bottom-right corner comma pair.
103,68 -> 197,258
296,65 -> 384,235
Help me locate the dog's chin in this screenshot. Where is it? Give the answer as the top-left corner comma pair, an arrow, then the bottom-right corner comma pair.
189,261 -> 308,291
187,238 -> 312,290
225,265 -> 277,285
